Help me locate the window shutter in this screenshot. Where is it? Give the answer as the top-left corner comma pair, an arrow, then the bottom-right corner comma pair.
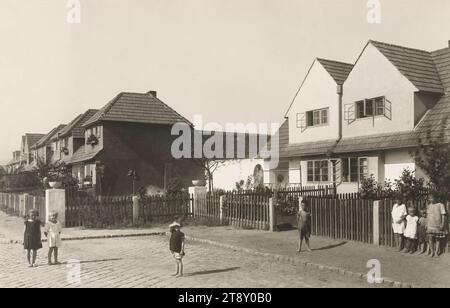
332,159 -> 342,185
297,113 -> 307,132
384,98 -> 392,120
344,103 -> 356,124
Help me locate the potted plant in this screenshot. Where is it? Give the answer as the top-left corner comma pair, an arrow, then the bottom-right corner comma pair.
46,174 -> 63,189
86,134 -> 98,146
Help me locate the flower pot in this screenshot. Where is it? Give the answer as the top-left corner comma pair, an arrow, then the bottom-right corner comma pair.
192,179 -> 206,187
48,181 -> 62,189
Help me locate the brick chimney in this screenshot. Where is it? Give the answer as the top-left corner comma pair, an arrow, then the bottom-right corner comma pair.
147,90 -> 157,98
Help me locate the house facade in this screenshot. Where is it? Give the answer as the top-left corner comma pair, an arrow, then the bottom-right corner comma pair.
64,91 -> 203,196
268,40 -> 450,193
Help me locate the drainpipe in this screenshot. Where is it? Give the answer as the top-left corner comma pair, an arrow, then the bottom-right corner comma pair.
337,84 -> 343,142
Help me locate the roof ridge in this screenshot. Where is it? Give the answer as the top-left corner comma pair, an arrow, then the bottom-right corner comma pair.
369,40 -> 432,54
316,57 -> 354,66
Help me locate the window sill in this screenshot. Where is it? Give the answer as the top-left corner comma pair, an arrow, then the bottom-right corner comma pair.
354,115 -> 385,121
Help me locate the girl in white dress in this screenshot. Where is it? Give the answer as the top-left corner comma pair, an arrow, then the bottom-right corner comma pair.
391,197 -> 407,251
44,211 -> 62,265
404,206 -> 419,254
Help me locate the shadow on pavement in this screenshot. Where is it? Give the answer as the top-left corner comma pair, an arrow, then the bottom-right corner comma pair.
55,258 -> 123,265
312,241 -> 348,251
187,267 -> 240,277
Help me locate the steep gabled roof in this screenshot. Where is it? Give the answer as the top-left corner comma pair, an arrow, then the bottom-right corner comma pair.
284,58 -> 353,117
25,133 -> 46,148
33,124 -> 66,148
432,47 -> 450,92
83,91 -> 191,127
59,109 -> 99,138
370,40 -> 444,94
316,58 -> 354,85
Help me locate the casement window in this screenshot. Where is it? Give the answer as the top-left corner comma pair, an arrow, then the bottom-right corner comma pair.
307,160 -> 329,182
306,108 -> 328,127
342,157 -> 368,183
356,97 -> 385,119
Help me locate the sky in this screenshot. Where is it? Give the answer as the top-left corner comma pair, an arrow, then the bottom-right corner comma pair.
1,0 -> 450,164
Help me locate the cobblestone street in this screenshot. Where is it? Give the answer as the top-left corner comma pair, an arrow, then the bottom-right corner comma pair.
0,236 -> 383,288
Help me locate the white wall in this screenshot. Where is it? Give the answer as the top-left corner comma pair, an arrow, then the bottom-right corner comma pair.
287,60 -> 340,144
384,149 -> 415,182
342,43 -> 418,137
212,159 -> 264,191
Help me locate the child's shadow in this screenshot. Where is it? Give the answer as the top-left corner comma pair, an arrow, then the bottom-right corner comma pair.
186,266 -> 240,277
312,241 -> 347,251
53,258 -> 123,265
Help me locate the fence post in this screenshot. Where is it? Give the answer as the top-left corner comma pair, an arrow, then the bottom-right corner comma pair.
219,195 -> 224,224
373,200 -> 380,245
188,186 -> 207,218
132,196 -> 140,224
269,197 -> 275,232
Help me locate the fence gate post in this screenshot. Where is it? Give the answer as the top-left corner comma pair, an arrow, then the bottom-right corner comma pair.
132,196 -> 140,224
373,200 -> 380,245
269,197 -> 275,232
219,195 -> 224,224
188,186 -> 207,218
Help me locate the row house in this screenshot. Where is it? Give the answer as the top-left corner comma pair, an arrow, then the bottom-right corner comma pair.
55,91 -> 203,196
266,40 -> 450,193
29,124 -> 67,170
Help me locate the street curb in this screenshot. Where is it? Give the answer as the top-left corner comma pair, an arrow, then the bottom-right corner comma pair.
183,235 -> 416,289
0,232 -> 166,245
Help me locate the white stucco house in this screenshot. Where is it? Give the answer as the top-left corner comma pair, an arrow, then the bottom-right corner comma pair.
266,40 -> 450,193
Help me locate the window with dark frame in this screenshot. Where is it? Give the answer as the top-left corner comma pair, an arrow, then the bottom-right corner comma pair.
305,108 -> 329,127
355,96 -> 385,119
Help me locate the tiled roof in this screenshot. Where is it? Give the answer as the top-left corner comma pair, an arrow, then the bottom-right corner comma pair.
416,94 -> 450,136
83,92 -> 190,127
276,119 -> 336,157
25,134 -> 46,148
49,125 -> 67,141
432,47 -> 450,92
370,40 -> 444,94
317,58 -> 354,85
59,109 -> 99,138
333,131 -> 419,154
66,146 -> 102,164
33,124 -> 66,148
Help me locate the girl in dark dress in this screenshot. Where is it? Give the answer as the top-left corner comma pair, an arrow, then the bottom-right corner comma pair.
23,209 -> 42,267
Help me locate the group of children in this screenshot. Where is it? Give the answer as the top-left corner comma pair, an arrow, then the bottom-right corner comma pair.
392,194 -> 448,257
23,209 -> 62,267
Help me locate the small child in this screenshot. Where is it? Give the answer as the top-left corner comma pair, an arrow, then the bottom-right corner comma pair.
169,224 -> 185,277
23,209 -> 43,267
296,200 -> 312,253
44,211 -> 62,265
417,209 -> 428,255
169,215 -> 181,233
403,206 -> 419,254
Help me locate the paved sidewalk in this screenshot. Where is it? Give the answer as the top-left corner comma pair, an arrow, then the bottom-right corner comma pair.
1,211 -> 449,287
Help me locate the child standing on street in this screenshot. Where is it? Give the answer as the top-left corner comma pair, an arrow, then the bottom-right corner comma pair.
169,224 -> 185,277
44,211 -> 62,265
23,209 -> 42,267
297,199 -> 312,253
391,197 -> 407,251
404,206 -> 419,254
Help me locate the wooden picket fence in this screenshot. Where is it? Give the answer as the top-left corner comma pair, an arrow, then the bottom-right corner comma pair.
308,197 -> 374,244
222,193 -> 271,230
192,192 -> 221,224
65,188 -> 193,227
0,192 -> 46,219
139,193 -> 193,223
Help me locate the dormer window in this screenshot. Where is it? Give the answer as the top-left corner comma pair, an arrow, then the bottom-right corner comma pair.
356,96 -> 385,119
